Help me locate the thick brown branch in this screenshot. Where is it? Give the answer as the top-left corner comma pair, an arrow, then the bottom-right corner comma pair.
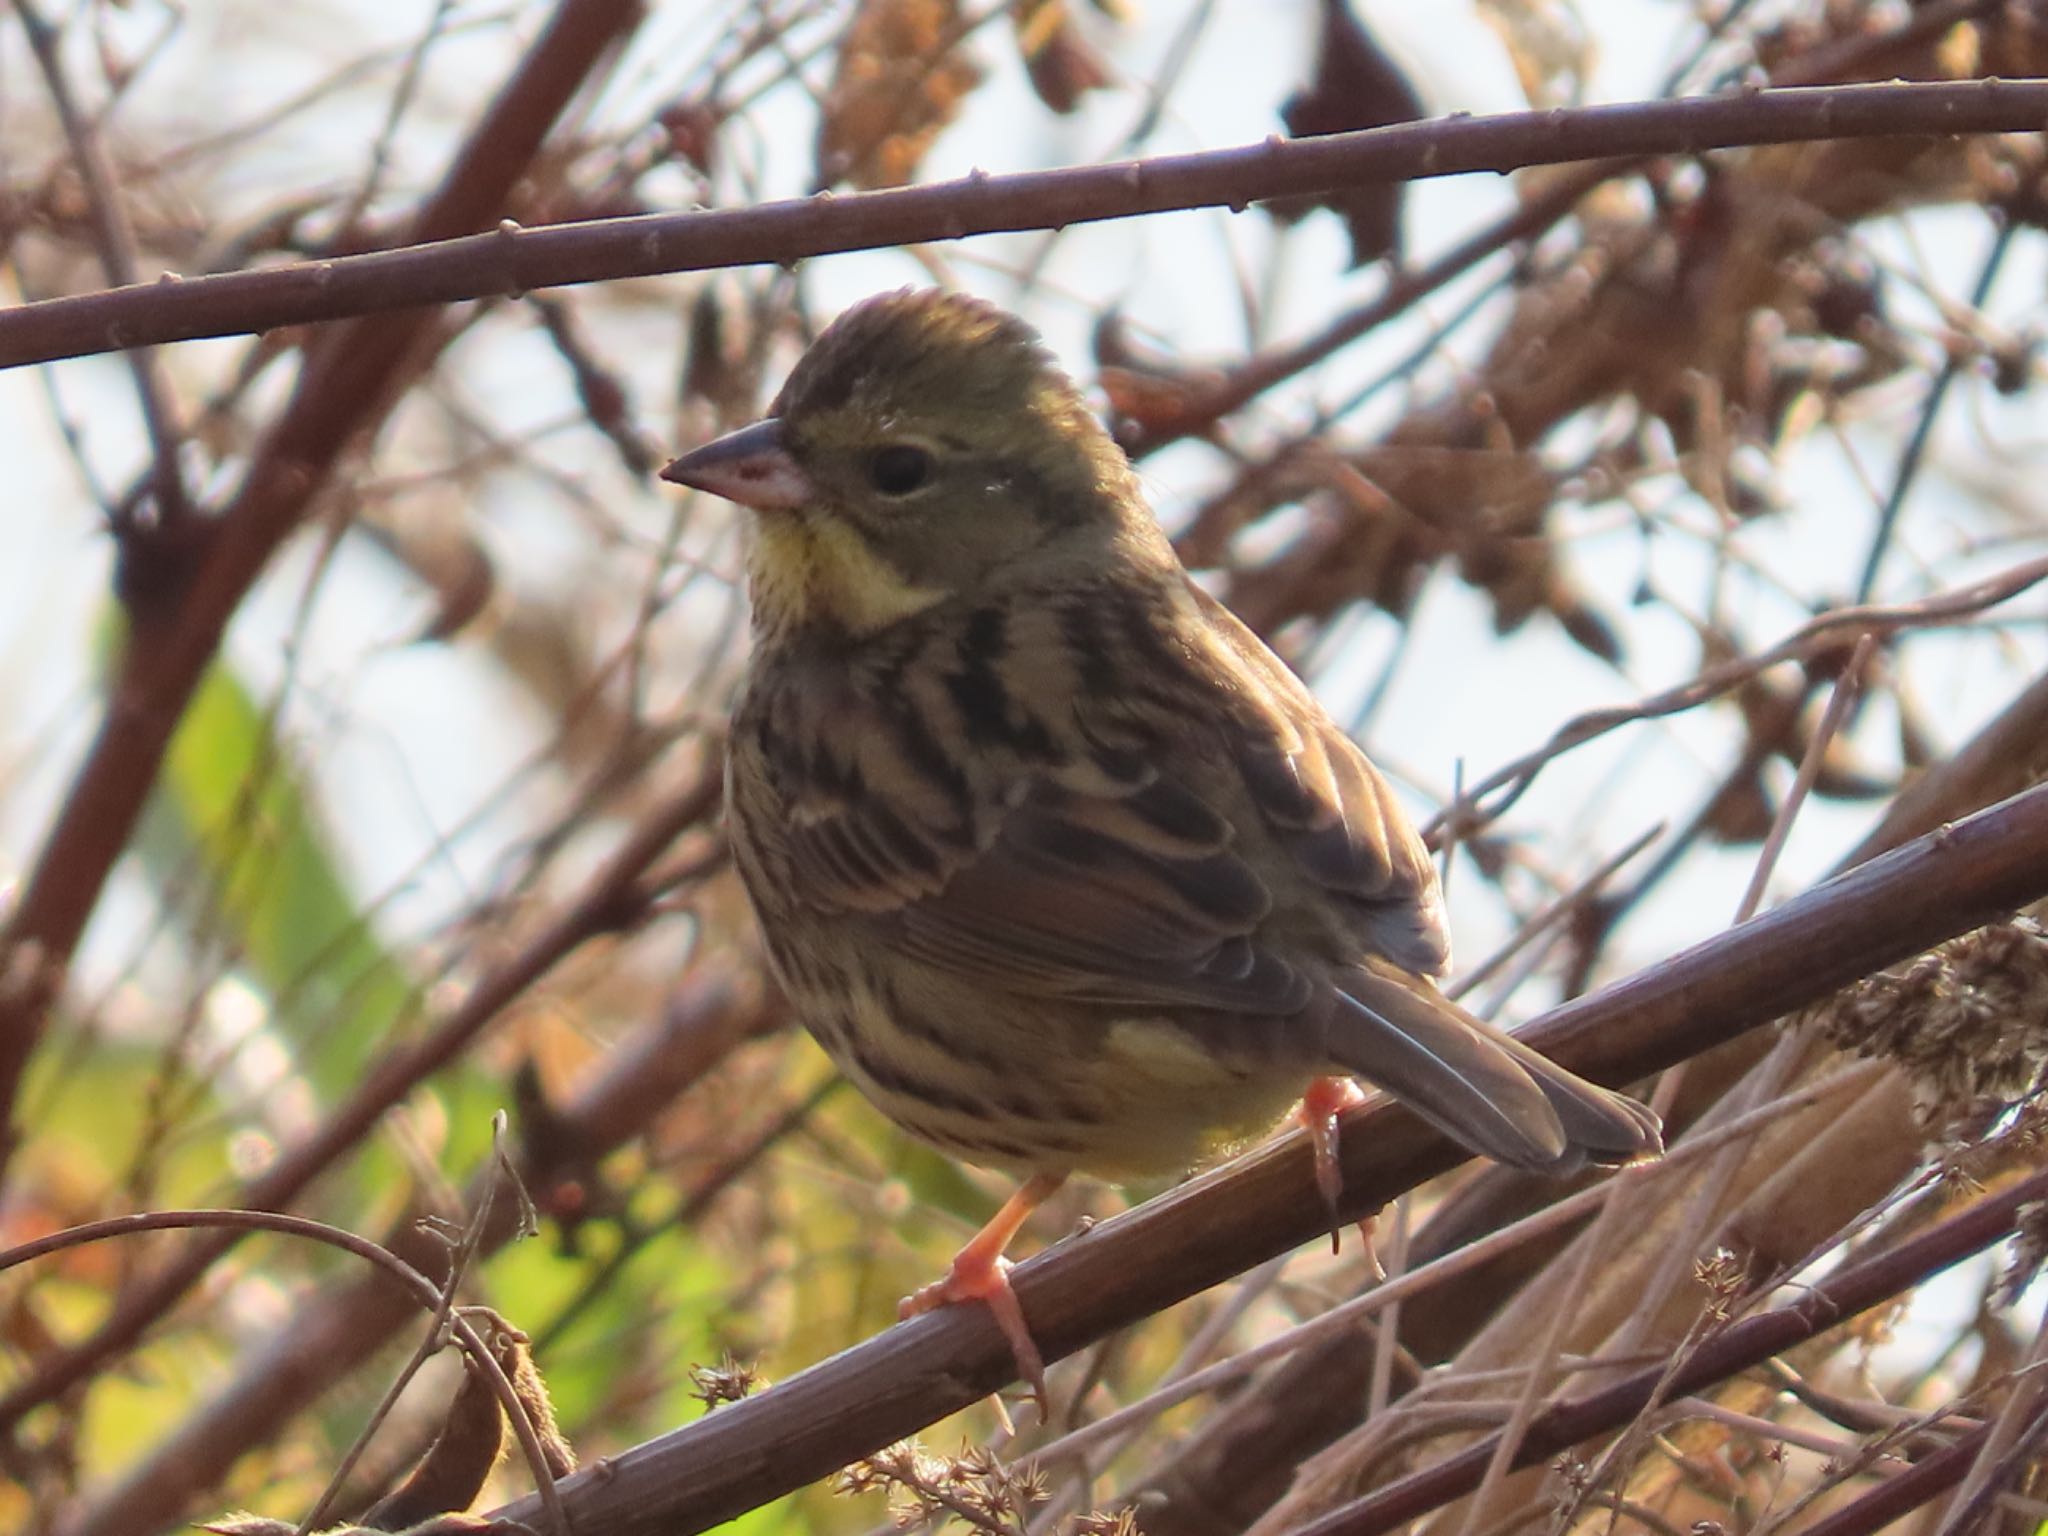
1795,1426 -> 1988,1536
491,781 -> 2048,1536
3,79 -> 2045,368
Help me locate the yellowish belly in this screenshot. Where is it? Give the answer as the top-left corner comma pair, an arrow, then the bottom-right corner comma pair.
807,981 -> 1311,1182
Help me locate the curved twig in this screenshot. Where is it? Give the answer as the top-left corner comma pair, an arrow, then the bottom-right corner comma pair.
0,1209 -> 567,1536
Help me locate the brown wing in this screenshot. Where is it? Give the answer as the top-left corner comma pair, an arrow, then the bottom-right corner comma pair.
885,773 -> 1313,1012
741,579 -> 1448,1015
757,722 -> 1314,1013
1187,584 -> 1450,978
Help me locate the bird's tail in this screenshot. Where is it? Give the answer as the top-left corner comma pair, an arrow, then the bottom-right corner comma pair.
1324,960 -> 1662,1173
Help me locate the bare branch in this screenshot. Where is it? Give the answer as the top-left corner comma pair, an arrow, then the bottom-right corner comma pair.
5,79 -> 2047,368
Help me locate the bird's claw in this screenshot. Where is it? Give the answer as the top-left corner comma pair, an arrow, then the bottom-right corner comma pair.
1300,1077 -> 1370,1253
901,1254 -> 1049,1422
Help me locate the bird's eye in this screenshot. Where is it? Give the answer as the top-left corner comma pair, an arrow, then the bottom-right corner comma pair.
868,444 -> 933,496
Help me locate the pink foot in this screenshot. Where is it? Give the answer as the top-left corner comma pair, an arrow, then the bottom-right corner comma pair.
896,1171 -> 1065,1420
901,1253 -> 1047,1418
1298,1077 -> 1381,1265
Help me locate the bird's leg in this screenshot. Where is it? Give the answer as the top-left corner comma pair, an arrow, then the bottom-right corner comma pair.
1299,1075 -> 1367,1212
1298,1077 -> 1381,1269
899,1170 -> 1068,1418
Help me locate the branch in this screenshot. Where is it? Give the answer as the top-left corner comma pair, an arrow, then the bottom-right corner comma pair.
0,767 -> 718,1434
54,960 -> 770,1536
0,0 -> 647,1182
4,79 -> 2046,367
12,0 -> 190,524
1796,1427 -> 1989,1536
1425,554 -> 2048,843
491,780 -> 2048,1536
0,1210 -> 568,1536
1293,1166 -> 2048,1536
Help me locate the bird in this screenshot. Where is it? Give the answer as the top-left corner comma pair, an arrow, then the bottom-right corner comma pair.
660,288 -> 1661,1410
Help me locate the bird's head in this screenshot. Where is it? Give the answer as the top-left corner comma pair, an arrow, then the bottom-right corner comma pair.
662,289 -> 1162,637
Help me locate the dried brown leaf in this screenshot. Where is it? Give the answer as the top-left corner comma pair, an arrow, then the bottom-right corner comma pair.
1265,0 -> 1423,266
1013,0 -> 1114,113
818,0 -> 984,190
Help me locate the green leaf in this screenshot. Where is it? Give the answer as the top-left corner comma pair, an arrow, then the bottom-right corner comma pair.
135,658 -> 416,1095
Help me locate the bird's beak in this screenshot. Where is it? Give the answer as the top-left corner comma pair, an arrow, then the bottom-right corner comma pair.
659,418 -> 814,511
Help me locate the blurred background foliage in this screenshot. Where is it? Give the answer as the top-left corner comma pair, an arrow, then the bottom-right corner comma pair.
4,1 -> 2048,1534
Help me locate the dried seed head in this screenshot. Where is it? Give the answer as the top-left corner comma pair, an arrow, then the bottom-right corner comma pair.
689,1350 -> 764,1409
1809,918 -> 2048,1132
837,1437 -> 1046,1534
1068,1511 -> 1141,1536
1693,1245 -> 1749,1321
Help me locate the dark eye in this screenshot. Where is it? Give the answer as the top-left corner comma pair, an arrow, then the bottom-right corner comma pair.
868,444 -> 933,496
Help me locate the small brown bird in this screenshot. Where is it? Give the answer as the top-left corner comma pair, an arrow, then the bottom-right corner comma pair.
662,290 -> 1659,1406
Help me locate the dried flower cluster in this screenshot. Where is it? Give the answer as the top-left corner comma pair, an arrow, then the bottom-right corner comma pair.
687,1351 -> 764,1410
1810,918 -> 2048,1130
1068,1510 -> 1141,1536
1692,1245 -> 1749,1323
838,1440 -> 1049,1536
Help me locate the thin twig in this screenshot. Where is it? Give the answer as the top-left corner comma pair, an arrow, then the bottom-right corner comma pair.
1449,824 -> 1660,999
9,80 -> 2048,367
0,766 -> 719,1430
1289,1165 -> 2048,1536
297,1113 -> 533,1536
1427,553 -> 2048,843
12,0 -> 189,526
1734,634 -> 1875,923
1934,1309 -> 2048,1535
1853,220 -> 2016,602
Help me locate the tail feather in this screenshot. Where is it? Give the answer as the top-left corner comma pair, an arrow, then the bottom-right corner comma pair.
1328,962 -> 1662,1172
1485,1022 -> 1664,1164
